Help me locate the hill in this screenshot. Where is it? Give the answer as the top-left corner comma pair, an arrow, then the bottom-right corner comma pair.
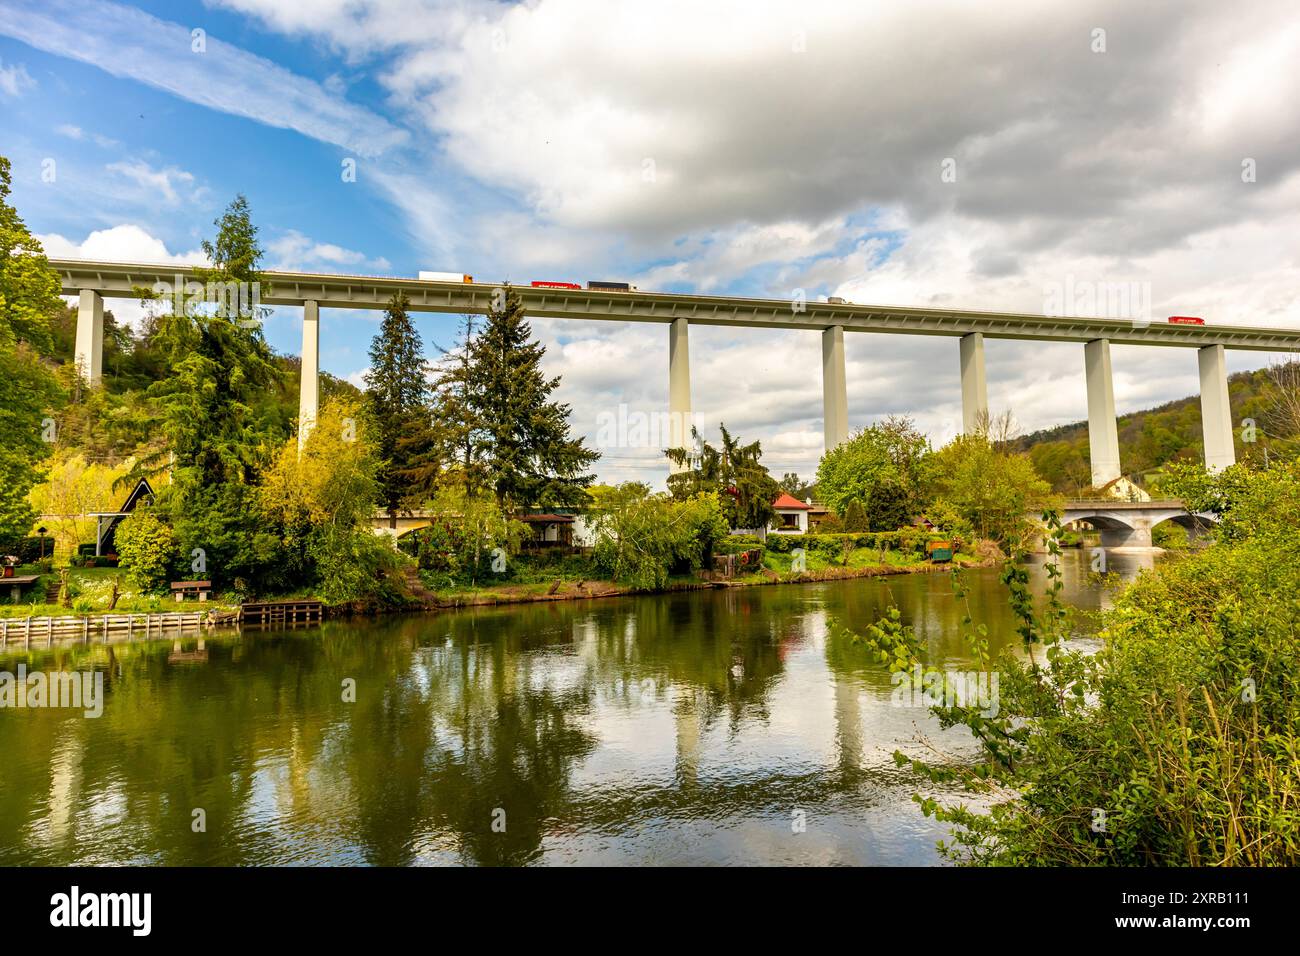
1014,364 -> 1294,493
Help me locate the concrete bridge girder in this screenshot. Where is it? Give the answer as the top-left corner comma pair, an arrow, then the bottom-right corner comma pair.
56,259 -> 1297,472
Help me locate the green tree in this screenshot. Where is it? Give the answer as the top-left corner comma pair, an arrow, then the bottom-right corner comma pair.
128,196 -> 288,591
140,194 -> 283,489
426,313 -> 486,497
468,286 -> 598,510
778,472 -> 812,499
365,292 -> 434,525
0,155 -> 62,540
815,416 -> 932,531
415,484 -> 528,586
666,423 -> 780,530
930,433 -> 1054,549
261,397 -> 393,604
588,483 -> 729,590
115,509 -> 179,592
0,156 -> 60,355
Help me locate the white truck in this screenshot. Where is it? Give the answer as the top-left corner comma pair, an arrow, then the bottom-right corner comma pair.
418,270 -> 474,283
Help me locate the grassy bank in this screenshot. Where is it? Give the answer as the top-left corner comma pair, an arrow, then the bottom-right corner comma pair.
0,565 -> 236,618
410,543 -> 990,610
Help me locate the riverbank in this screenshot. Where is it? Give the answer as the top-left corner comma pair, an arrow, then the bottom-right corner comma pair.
399,546 -> 998,612
2,540 -> 999,623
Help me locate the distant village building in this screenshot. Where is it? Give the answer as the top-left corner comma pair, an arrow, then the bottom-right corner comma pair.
1097,475 -> 1151,503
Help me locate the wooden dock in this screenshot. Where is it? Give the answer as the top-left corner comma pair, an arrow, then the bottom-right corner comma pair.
238,600 -> 323,627
0,611 -> 206,650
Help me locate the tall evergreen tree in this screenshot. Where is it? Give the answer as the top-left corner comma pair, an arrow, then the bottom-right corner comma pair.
364,292 -> 433,525
467,287 -> 598,509
128,195 -> 288,587
140,194 -> 282,488
425,313 -> 487,498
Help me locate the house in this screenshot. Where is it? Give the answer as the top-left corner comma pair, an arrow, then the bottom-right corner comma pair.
84,478 -> 156,558
1097,475 -> 1151,503
517,512 -> 576,547
806,499 -> 834,532
770,492 -> 813,534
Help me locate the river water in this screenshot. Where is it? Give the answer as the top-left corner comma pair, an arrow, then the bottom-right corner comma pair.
0,551 -> 1156,866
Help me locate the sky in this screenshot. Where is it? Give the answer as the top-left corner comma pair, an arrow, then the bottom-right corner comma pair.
2,0 -> 1299,488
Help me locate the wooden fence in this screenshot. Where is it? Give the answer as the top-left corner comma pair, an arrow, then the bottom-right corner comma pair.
0,612 -> 206,650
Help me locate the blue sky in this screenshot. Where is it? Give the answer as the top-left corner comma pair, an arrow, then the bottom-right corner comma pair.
3,0 -> 1299,485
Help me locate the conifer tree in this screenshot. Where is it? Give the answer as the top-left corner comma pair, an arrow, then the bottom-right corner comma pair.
364,292 -> 433,525
666,423 -> 779,530
467,286 -> 598,510
143,194 -> 282,488
424,313 -> 487,498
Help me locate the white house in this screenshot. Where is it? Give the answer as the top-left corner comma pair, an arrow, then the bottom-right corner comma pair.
770,493 -> 812,534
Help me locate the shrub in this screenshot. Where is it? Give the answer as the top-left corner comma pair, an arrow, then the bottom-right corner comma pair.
0,535 -> 56,563
114,510 -> 178,592
855,460 -> 1300,865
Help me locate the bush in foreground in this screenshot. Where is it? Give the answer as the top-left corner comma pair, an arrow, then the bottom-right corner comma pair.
843,460 -> 1300,865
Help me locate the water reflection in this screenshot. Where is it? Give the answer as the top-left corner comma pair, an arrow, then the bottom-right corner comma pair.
0,552 -> 1143,866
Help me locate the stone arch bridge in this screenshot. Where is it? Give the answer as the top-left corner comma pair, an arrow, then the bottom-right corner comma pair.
1055,499 -> 1217,549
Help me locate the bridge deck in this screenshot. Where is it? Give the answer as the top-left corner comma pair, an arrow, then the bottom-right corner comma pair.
49,259 -> 1300,350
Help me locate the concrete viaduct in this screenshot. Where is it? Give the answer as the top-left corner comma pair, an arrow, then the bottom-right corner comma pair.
50,259 -> 1300,484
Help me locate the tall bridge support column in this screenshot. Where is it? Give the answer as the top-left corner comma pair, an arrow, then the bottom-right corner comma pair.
1084,338 -> 1122,487
959,331 -> 988,434
668,317 -> 692,472
1198,344 -> 1235,472
822,325 -> 849,452
75,289 -> 104,386
297,300 -> 320,453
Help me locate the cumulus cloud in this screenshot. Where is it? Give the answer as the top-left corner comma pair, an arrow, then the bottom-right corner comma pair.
37,224 -> 210,330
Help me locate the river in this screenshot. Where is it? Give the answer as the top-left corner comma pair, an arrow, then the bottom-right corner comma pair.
0,550 -> 1157,866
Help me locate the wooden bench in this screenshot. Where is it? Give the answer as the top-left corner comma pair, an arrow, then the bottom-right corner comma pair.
170,580 -> 212,602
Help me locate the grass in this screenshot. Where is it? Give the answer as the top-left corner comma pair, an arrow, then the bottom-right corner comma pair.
0,564 -> 234,618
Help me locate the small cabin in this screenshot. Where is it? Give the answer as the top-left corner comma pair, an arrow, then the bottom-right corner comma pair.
770,493 -> 813,534
85,478 -> 156,558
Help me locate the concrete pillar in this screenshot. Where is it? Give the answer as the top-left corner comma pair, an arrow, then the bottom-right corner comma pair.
959,332 -> 988,434
1084,338 -> 1122,487
75,289 -> 104,386
1099,523 -> 1153,549
668,318 -> 692,471
822,325 -> 849,452
1198,344 -> 1235,472
298,300 -> 320,452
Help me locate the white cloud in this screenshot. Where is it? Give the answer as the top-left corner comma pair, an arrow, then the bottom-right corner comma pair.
37,223 -> 207,264
266,229 -> 392,273
0,56 -> 34,96
0,0 -> 407,157
106,161 -> 199,205
56,124 -> 120,148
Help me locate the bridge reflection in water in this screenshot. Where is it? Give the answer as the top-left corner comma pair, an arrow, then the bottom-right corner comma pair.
0,553 -> 1144,866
